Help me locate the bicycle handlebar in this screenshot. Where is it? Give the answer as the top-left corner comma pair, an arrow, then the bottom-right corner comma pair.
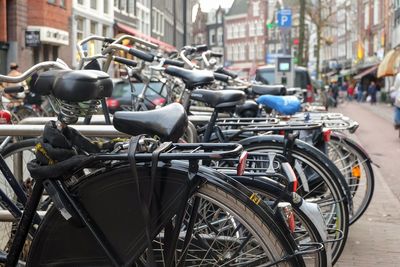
113,56 -> 138,67
215,67 -> 238,79
0,61 -> 70,83
4,86 -> 25,94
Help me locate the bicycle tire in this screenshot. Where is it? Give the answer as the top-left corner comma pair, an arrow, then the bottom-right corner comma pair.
234,176 -> 330,267
328,133 -> 375,225
240,136 -> 349,265
26,163 -> 303,266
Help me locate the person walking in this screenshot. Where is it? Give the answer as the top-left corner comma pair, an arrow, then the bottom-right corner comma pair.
1,63 -> 27,100
347,82 -> 355,101
368,81 -> 377,105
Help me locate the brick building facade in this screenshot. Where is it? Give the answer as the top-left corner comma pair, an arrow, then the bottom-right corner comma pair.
0,0 -> 72,73
224,0 -> 268,76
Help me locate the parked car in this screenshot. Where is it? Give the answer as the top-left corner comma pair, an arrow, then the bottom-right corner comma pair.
255,65 -> 314,102
107,79 -> 168,113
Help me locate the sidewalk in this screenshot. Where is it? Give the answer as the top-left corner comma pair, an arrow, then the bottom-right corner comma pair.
333,102 -> 400,266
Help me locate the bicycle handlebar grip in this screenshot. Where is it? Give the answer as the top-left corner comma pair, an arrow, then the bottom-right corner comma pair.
128,48 -> 155,62
163,59 -> 185,67
195,44 -> 208,53
104,37 -> 116,43
210,52 -> 223,58
113,56 -> 138,67
216,67 -> 238,79
214,73 -> 230,83
4,86 -> 24,94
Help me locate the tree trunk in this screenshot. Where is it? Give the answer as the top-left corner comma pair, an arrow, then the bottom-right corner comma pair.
298,0 -> 306,66
316,25 -> 321,80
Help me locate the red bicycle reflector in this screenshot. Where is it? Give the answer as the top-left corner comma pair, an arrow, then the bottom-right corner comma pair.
278,203 -> 295,233
237,151 -> 248,176
323,129 -> 332,142
281,162 -> 298,192
0,110 -> 11,124
106,98 -> 119,108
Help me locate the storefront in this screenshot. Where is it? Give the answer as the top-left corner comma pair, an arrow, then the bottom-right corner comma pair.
25,26 -> 69,64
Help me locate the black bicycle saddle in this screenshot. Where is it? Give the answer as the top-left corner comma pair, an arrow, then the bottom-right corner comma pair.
190,89 -> 245,109
33,70 -> 113,102
164,66 -> 214,89
113,103 -> 188,142
251,84 -> 286,96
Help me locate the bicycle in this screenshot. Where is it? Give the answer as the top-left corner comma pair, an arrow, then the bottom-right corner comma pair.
0,61 -> 309,266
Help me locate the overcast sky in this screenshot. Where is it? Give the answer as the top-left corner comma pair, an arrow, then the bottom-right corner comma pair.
198,0 -> 234,12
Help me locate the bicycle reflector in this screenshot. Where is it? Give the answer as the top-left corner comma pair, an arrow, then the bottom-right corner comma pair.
237,151 -> 248,176
281,162 -> 298,192
322,128 -> 332,142
278,202 -> 295,233
0,110 -> 11,124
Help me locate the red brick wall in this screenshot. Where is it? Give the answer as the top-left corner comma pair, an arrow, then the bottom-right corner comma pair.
0,0 -> 6,42
28,0 -> 71,31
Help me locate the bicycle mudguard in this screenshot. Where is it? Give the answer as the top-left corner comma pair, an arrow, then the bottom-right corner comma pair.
27,162 -> 201,266
239,135 -> 353,209
257,95 -> 301,115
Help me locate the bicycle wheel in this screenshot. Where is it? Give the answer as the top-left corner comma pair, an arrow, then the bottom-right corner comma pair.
27,163 -> 303,266
0,138 -> 38,254
234,176 -> 330,267
327,133 -> 374,225
240,136 -> 349,265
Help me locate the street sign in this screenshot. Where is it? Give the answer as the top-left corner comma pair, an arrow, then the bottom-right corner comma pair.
25,31 -> 40,47
277,9 -> 292,28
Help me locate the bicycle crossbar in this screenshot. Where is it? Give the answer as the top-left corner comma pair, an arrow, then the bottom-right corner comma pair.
0,125 -> 129,137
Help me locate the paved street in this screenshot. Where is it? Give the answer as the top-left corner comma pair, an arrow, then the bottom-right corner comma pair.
333,102 -> 400,266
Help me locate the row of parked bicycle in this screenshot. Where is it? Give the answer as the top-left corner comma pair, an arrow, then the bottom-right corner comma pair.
0,34 -> 374,266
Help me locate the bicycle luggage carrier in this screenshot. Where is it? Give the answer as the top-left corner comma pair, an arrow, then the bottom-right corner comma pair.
96,143 -> 244,161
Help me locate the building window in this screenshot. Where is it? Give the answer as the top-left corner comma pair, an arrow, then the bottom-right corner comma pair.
217,13 -> 222,24
60,0 -> 65,8
128,0 -> 135,15
90,0 -> 97,9
239,23 -> 246,38
257,44 -> 263,59
249,42 -> 255,60
233,25 -> 239,38
256,21 -> 263,36
48,0 -> 56,4
249,22 -> 255,37
209,29 -> 216,45
152,8 -> 164,35
120,0 -> 126,12
217,27 -> 223,45
78,0 -> 84,4
104,0 -> 109,14
102,25 -> 109,37
373,0 -> 379,25
76,17 -> 84,42
364,3 -> 369,29
227,26 -> 232,40
253,1 -> 259,16
90,21 -> 97,35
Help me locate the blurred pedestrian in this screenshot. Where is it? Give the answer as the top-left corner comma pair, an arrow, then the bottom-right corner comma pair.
356,82 -> 363,102
1,63 -> 27,100
368,81 -> 377,105
347,82 -> 355,101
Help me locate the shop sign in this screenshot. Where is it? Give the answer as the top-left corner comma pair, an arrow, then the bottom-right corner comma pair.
25,30 -> 40,47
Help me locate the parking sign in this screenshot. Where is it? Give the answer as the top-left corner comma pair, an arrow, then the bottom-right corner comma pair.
277,9 -> 292,28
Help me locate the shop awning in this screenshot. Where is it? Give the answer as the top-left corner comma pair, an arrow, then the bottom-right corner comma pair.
116,22 -> 176,52
377,49 -> 400,78
353,64 -> 379,80
340,68 -> 357,76
322,70 -> 337,77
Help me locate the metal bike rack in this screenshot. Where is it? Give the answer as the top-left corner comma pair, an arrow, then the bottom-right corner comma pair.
0,124 -> 128,138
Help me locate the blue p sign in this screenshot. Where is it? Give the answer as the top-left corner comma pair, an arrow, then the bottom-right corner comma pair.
277,9 -> 292,28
